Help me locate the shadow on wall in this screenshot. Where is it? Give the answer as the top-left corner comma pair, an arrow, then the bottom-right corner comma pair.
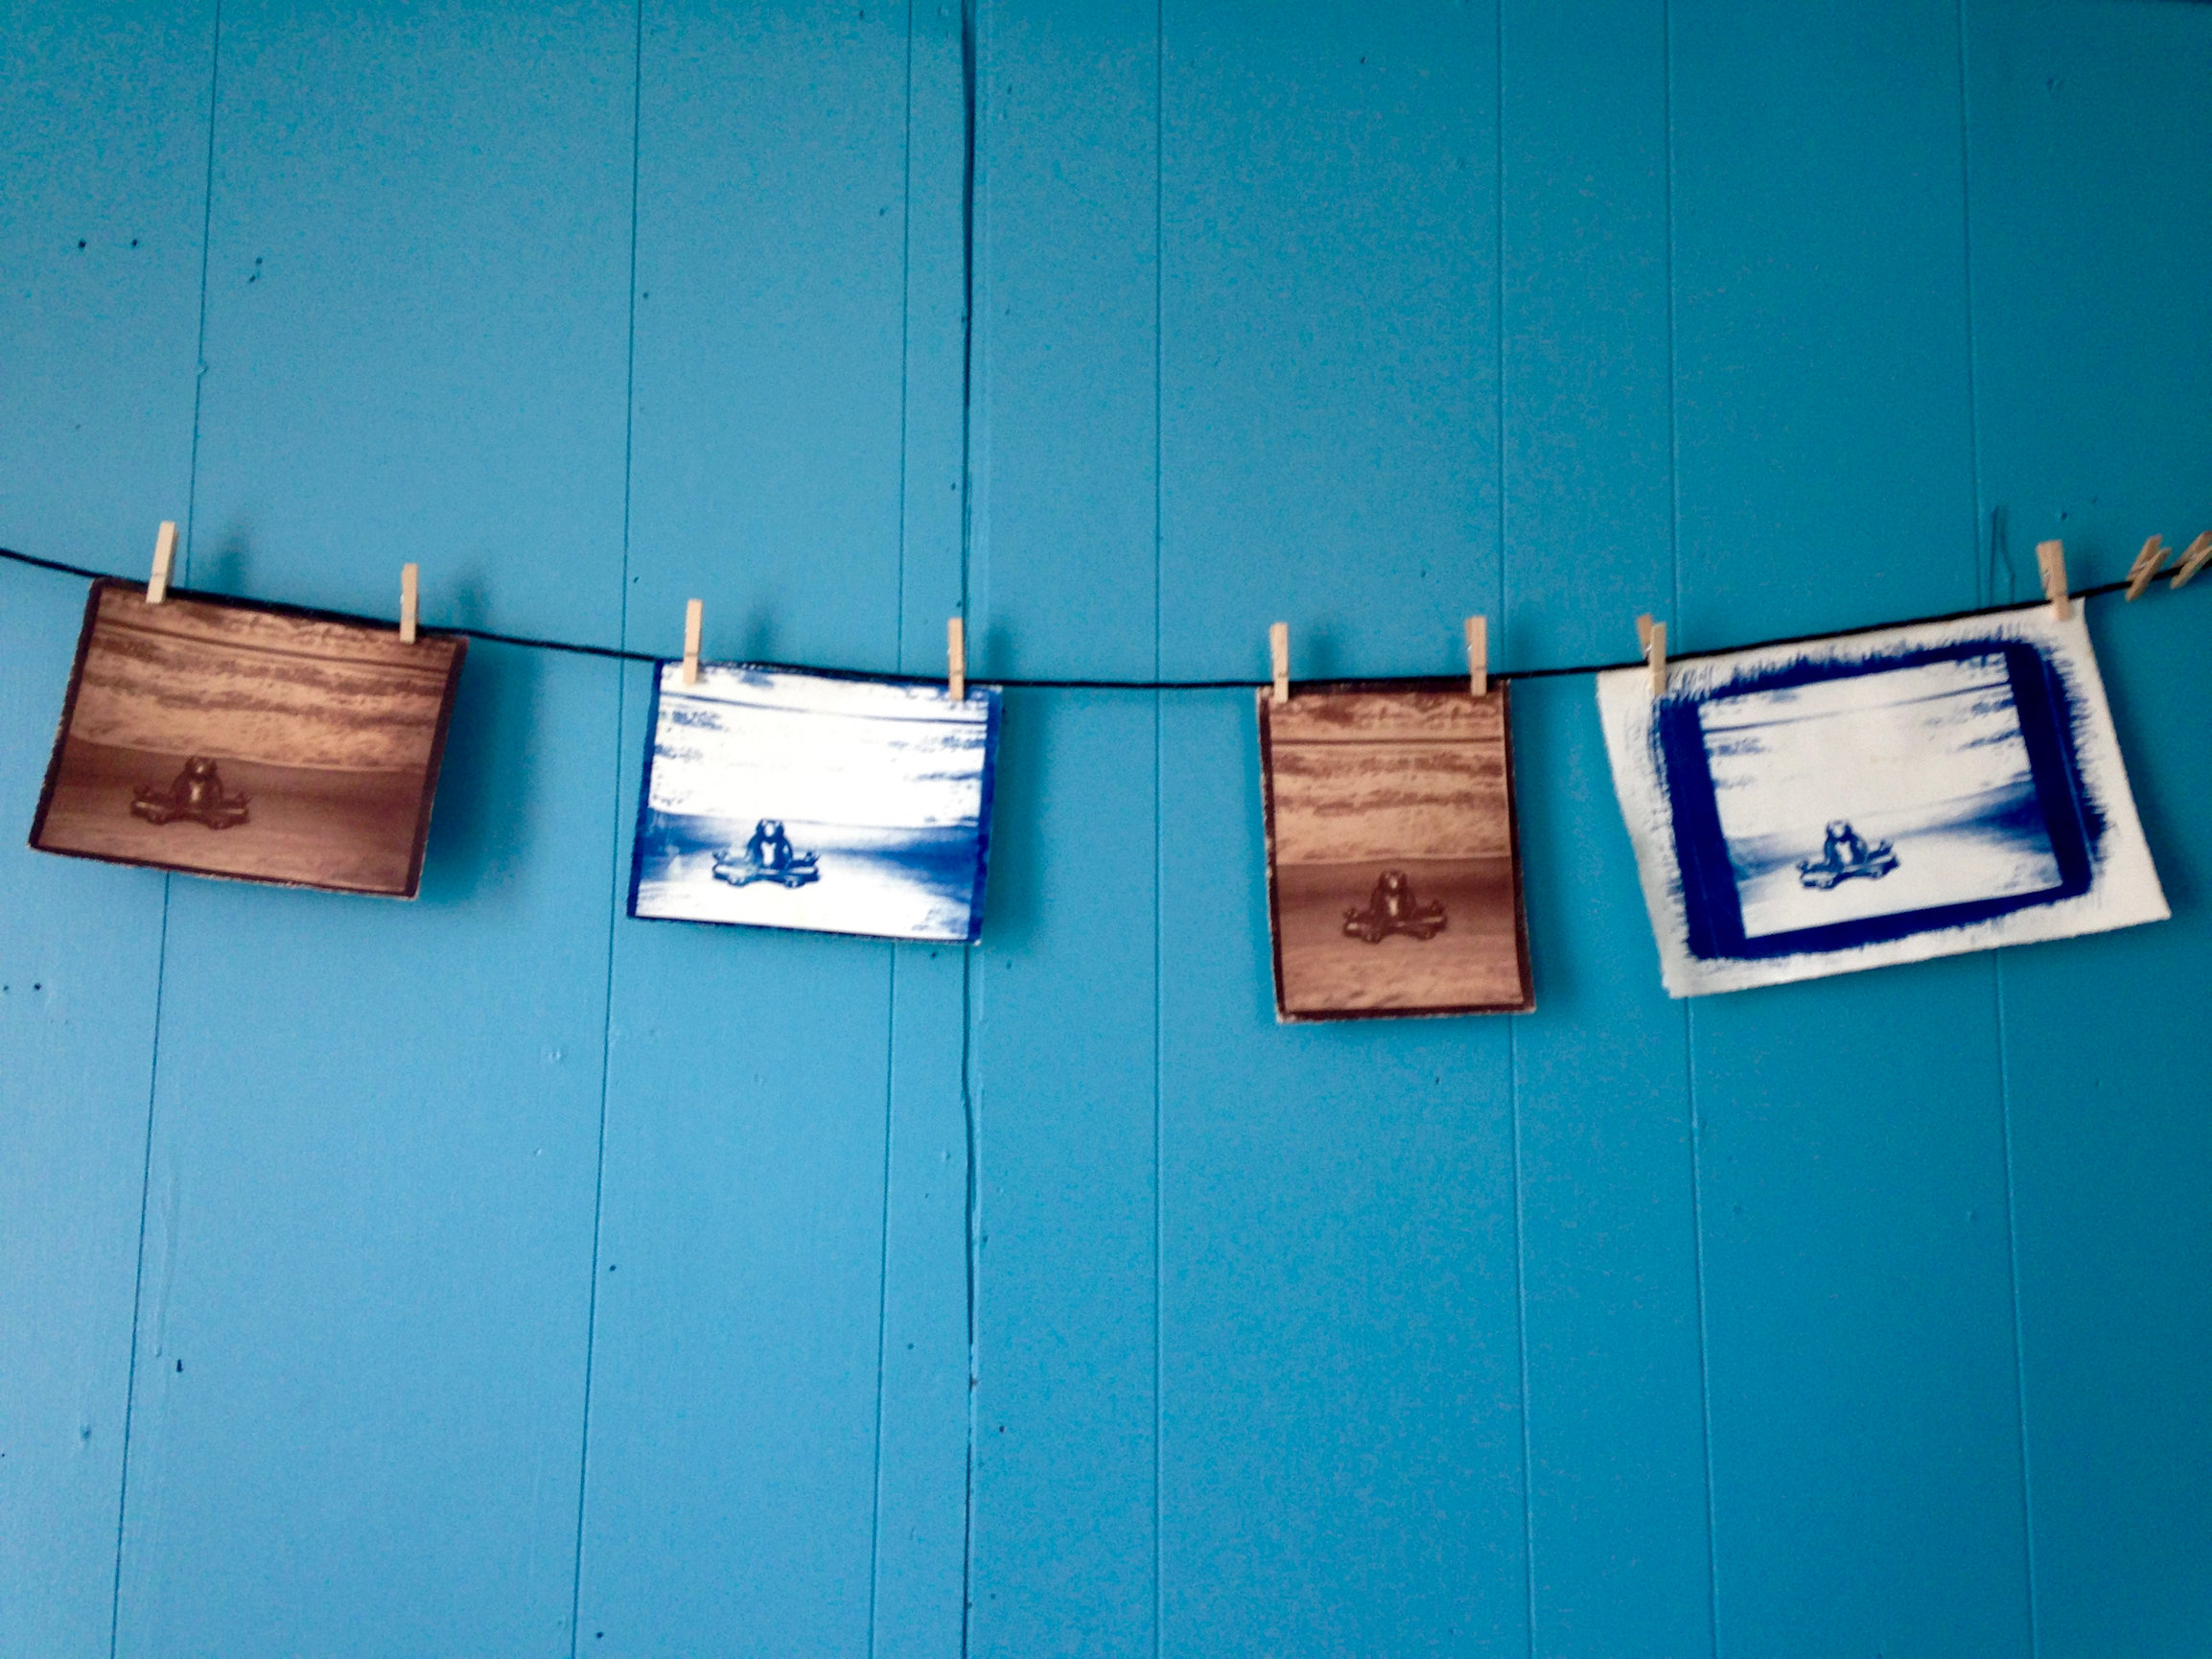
973,687 -> 1044,947
419,640 -> 544,906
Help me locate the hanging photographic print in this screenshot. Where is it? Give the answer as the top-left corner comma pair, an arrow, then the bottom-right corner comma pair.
628,663 -> 999,944
29,579 -> 465,898
1258,683 -> 1533,1021
1595,609 -> 2167,997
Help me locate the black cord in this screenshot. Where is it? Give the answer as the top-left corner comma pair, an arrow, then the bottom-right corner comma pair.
0,540 -> 2191,690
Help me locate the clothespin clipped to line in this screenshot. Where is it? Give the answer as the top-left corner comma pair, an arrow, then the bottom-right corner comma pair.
948,617 -> 966,702
1465,616 -> 1487,698
1269,621 -> 1290,705
146,521 -> 177,605
2126,535 -> 2169,600
2037,539 -> 2072,621
680,597 -> 703,687
2173,530 -> 2212,591
1637,613 -> 1667,697
400,563 -> 419,643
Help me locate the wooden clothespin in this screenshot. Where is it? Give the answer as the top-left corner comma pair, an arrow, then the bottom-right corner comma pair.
1465,616 -> 1487,698
1637,613 -> 1666,697
146,521 -> 177,604
399,563 -> 420,643
2037,539 -> 2071,620
2172,530 -> 2212,590
947,617 -> 966,702
1269,621 -> 1290,705
680,597 -> 703,687
2125,536 -> 2169,601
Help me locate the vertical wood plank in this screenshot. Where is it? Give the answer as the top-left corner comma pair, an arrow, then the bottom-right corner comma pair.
956,11 -> 1165,1646
579,663 -> 894,1657
0,6 -> 213,1651
965,0 -> 1158,680
1671,0 -> 1980,649
1499,0 -> 1673,673
1160,0 -> 1498,681
1991,597 -> 2212,1656
1501,4 -> 1713,1648
1964,0 -> 2212,593
1156,694 -> 1526,1657
0,575 -> 170,1659
620,0 -> 910,671
966,691 -> 1159,1656
574,6 -> 914,1654
1511,675 -> 1713,1659
1156,11 -> 1522,1647
895,0 -> 973,679
106,4 -> 636,1652
112,647 -> 624,1659
1670,6 -> 2029,1654
0,0 -> 214,572
1965,3 -> 2212,1648
871,6 -> 977,1655
176,0 -> 635,641
870,940 -> 972,1659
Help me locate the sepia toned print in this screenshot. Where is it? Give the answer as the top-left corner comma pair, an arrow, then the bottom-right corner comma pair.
30,579 -> 465,898
1259,682 -> 1533,1020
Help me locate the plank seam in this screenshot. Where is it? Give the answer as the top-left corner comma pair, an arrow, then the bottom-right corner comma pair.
1665,3 -> 1722,1649
563,5 -> 645,1651
1497,7 -> 1537,1655
867,7 -> 923,1647
1991,953 -> 2042,1657
957,15 -> 981,1655
109,3 -> 224,1646
1955,9 -> 2039,1649
1153,1 -> 1167,1653
1955,0 -> 1990,613
178,0 -> 222,596
1510,1015 -> 1538,1659
869,947 -> 898,1659
105,876 -> 171,1659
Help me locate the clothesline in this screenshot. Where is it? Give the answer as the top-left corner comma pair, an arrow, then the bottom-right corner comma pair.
0,539 -> 2197,691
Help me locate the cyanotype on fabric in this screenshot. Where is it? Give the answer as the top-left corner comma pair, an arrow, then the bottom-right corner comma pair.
1596,610 -> 2166,996
30,579 -> 465,898
1258,682 -> 1533,1021
629,663 -> 1000,944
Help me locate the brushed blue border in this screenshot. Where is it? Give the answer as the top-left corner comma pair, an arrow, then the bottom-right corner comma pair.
1656,639 -> 2096,962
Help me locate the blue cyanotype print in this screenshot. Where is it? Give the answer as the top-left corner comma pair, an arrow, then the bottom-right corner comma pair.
628,664 -> 999,943
1598,613 -> 2165,996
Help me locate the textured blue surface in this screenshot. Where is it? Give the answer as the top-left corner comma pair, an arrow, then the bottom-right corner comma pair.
3,2 -> 2209,1655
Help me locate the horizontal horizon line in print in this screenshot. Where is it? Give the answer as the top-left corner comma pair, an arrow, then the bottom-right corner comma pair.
67,584 -> 455,771
1596,612 -> 2168,996
1259,686 -> 1532,1021
1702,652 -> 2062,940
29,580 -> 465,898
628,663 -> 999,945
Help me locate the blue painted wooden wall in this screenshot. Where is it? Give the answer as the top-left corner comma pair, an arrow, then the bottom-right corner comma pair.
4,2 -> 2208,1654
